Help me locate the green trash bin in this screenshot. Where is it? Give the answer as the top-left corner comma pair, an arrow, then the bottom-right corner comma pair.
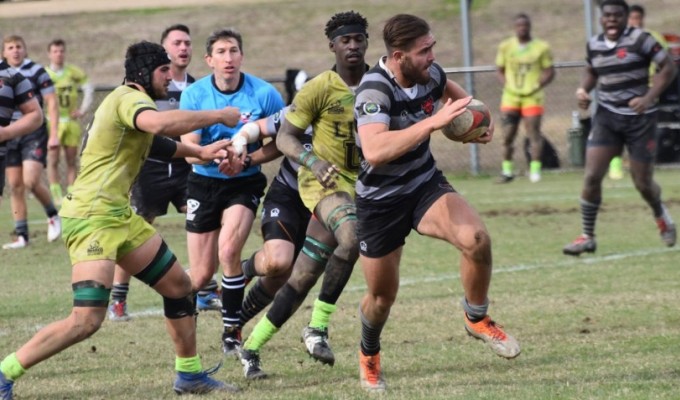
567,111 -> 587,167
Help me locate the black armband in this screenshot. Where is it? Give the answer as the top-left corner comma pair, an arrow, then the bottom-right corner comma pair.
148,136 -> 178,161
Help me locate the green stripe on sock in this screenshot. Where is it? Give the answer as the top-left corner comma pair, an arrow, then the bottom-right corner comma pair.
309,299 -> 337,330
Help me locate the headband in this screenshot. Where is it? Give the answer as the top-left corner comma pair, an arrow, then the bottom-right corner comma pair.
329,24 -> 368,40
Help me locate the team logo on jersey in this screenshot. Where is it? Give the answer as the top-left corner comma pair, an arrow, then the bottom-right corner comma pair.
616,48 -> 627,59
421,96 -> 435,116
87,240 -> 104,256
241,111 -> 253,123
270,208 -> 280,217
360,241 -> 368,252
186,199 -> 200,221
328,100 -> 344,114
362,102 -> 380,116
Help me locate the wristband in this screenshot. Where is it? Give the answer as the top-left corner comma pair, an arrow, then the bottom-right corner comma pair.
300,151 -> 318,169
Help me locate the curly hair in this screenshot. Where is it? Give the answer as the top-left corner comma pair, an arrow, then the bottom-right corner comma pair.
325,10 -> 369,40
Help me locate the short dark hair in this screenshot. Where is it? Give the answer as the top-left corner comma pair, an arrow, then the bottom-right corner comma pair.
600,0 -> 629,14
383,14 -> 430,53
47,38 -> 66,51
206,28 -> 243,55
160,24 -> 190,44
324,10 -> 369,40
630,4 -> 644,15
514,13 -> 530,23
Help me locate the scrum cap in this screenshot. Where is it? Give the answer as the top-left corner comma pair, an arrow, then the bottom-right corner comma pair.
124,41 -> 170,97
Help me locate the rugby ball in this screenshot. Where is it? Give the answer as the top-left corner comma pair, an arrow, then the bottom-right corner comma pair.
441,99 -> 491,143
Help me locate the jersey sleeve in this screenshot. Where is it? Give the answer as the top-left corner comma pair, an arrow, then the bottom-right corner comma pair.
117,90 -> 157,131
495,40 -> 507,68
285,73 -> 326,130
260,85 -> 285,118
35,67 -> 55,97
355,72 -> 393,127
179,85 -> 202,135
539,42 -> 554,69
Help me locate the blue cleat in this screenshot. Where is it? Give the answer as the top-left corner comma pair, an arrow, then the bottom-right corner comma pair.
173,369 -> 239,395
196,292 -> 222,312
0,371 -> 14,400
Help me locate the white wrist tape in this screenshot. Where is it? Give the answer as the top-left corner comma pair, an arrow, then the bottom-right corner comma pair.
241,122 -> 261,143
232,134 -> 248,155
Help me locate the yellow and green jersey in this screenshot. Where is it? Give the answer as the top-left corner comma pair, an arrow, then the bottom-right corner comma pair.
496,37 -> 553,96
46,64 -> 88,119
285,70 -> 359,183
60,85 -> 157,218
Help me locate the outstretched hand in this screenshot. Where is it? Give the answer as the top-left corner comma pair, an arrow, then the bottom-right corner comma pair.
197,139 -> 230,163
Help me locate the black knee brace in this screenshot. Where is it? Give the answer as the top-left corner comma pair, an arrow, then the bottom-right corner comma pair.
163,294 -> 195,319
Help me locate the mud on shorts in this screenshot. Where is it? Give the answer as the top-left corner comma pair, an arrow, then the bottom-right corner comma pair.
185,172 -> 266,233
356,170 -> 456,258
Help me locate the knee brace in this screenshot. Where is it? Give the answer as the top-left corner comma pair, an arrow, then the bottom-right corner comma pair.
134,241 -> 176,287
325,203 -> 357,233
301,236 -> 334,264
163,294 -> 195,319
73,280 -> 111,308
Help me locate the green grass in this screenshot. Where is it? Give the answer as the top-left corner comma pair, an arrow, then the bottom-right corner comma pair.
2,169 -> 680,399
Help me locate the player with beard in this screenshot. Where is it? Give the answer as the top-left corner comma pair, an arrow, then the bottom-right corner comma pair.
354,14 -> 520,393
0,41 -> 243,398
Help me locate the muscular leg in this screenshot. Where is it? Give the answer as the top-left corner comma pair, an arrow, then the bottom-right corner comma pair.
417,192 -> 492,306
47,147 -> 62,201
628,159 -> 662,214
22,160 -> 55,209
359,248 -> 401,355
12,260 -> 114,370
217,205 -> 255,336
524,115 -> 544,182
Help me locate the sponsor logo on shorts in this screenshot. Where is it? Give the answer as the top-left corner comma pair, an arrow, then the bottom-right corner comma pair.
360,241 -> 367,252
270,208 -> 280,218
87,240 -> 103,256
186,199 -> 200,221
251,195 -> 259,207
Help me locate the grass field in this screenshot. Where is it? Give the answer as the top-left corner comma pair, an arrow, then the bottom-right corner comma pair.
1,169 -> 680,399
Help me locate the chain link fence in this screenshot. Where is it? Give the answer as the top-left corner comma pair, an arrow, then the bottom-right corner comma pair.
84,62 -> 679,179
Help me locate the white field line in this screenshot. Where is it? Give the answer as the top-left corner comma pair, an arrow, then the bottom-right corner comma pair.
1,246 -> 675,336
